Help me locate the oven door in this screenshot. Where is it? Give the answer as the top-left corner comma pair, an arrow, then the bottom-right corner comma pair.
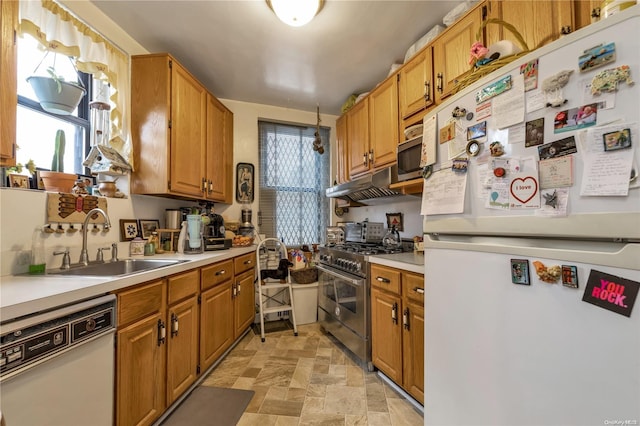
316,264 -> 367,337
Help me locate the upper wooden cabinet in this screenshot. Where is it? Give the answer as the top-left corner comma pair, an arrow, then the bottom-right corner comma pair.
398,46 -> 434,122
335,114 -> 348,185
433,2 -> 486,104
368,75 -> 399,165
345,75 -> 398,180
486,0 -> 575,51
346,97 -> 370,178
206,94 -> 233,203
0,0 -> 17,167
131,53 -> 232,202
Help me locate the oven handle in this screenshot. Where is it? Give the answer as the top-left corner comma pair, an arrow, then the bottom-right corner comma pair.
316,264 -> 365,287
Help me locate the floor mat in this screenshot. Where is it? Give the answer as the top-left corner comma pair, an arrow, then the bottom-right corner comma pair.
161,386 -> 254,426
251,319 -> 293,335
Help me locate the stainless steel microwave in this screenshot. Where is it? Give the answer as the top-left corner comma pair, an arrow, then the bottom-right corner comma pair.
397,136 -> 422,181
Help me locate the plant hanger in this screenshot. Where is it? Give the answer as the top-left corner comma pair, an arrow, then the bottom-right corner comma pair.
31,50 -> 86,90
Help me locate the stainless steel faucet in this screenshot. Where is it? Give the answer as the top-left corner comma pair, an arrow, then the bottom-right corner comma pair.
79,208 -> 111,266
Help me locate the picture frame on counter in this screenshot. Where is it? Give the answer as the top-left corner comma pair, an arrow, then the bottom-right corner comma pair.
8,174 -> 29,189
120,219 -> 139,241
138,219 -> 160,239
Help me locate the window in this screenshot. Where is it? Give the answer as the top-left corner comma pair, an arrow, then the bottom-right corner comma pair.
16,33 -> 92,174
258,120 -> 331,246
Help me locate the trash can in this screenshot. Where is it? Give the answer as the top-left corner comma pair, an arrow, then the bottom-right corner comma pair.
291,282 -> 319,325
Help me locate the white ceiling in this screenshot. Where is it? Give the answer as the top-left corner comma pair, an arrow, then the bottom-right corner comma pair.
91,0 -> 464,116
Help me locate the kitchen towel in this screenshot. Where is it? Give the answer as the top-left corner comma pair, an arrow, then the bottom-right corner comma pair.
162,386 -> 254,426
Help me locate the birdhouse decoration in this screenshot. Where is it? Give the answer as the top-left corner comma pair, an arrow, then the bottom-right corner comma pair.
82,144 -> 131,176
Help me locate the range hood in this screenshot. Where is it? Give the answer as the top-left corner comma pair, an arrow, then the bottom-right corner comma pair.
326,165 -> 416,205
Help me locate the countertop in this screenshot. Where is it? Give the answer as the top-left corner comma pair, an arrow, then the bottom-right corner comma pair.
0,246 -> 256,323
367,251 -> 425,275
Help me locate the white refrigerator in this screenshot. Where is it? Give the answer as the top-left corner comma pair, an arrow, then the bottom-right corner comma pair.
421,7 -> 640,426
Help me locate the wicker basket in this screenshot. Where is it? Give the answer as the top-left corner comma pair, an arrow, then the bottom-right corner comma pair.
449,19 -> 530,96
290,267 -> 318,284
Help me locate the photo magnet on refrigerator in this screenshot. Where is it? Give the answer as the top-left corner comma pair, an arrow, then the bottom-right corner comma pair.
582,270 -> 640,317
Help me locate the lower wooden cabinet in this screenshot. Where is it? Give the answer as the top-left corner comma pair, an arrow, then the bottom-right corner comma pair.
371,264 -> 424,404
115,279 -> 167,426
115,251 -> 256,426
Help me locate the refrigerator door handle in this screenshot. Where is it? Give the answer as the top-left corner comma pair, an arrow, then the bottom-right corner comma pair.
424,234 -> 640,271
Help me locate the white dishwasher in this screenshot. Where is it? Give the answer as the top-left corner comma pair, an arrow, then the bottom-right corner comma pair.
0,294 -> 116,426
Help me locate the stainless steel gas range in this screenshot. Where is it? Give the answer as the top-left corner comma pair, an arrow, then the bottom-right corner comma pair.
317,239 -> 406,372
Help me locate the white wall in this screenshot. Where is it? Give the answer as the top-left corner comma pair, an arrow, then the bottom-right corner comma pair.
339,198 -> 424,240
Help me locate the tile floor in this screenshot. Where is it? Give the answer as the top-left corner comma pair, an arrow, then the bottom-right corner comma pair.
200,322 -> 423,426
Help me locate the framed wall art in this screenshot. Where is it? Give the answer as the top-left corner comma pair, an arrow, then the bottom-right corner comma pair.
138,219 -> 160,239
236,162 -> 254,203
120,219 -> 139,241
386,213 -> 403,231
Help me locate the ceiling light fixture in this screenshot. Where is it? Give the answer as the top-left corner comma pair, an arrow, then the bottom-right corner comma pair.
266,0 -> 324,27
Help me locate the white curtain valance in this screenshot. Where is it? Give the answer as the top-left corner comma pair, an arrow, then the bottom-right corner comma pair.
18,0 -> 132,167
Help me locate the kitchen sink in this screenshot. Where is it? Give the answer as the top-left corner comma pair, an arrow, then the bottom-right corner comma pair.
47,259 -> 189,277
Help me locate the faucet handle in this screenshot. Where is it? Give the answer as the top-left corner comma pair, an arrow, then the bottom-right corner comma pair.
111,243 -> 119,262
96,246 -> 111,262
53,249 -> 71,270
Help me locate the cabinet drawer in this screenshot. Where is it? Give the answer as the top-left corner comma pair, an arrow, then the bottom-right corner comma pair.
201,260 -> 234,291
234,252 -> 255,275
168,269 -> 199,305
371,264 -> 401,295
116,279 -> 166,326
403,272 -> 424,304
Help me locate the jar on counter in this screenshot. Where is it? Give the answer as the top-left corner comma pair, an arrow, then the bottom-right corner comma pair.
130,237 -> 145,256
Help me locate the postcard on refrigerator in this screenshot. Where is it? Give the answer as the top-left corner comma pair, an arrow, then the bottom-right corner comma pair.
539,156 -> 573,189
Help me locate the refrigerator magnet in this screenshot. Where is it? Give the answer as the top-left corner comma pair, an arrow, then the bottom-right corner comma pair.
466,140 -> 481,157
562,265 -> 579,288
603,128 -> 631,151
511,259 -> 530,285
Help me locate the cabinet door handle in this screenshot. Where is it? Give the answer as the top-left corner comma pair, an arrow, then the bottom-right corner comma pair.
376,276 -> 391,284
232,283 -> 237,298
413,287 -> 425,295
244,259 -> 252,265
171,312 -> 179,337
424,80 -> 431,102
215,269 -> 226,276
403,307 -> 410,330
237,282 -> 242,294
368,149 -> 373,163
201,177 -> 207,192
208,180 -> 213,194
363,152 -> 368,167
436,73 -> 443,93
158,319 -> 166,346
560,26 -> 572,35
392,302 -> 398,324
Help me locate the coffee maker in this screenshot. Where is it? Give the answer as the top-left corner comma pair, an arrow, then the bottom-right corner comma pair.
201,203 -> 232,250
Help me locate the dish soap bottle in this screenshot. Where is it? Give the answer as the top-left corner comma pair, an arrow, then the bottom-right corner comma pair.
29,228 -> 46,274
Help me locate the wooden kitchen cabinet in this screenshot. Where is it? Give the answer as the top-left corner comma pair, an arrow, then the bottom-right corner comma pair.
486,0 -> 575,51
433,2 -> 486,103
116,279 -> 167,426
371,287 -> 403,384
233,252 -> 256,338
368,75 -> 399,169
165,270 -> 199,406
371,263 -> 425,404
398,46 -> 435,123
401,271 -> 425,404
346,98 -> 370,178
574,0 -> 602,31
335,114 -> 348,184
205,94 -> 234,203
200,260 -> 235,371
0,0 -> 17,167
131,53 -> 226,201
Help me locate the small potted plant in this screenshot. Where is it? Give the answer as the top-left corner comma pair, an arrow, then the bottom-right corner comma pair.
39,130 -> 78,193
27,53 -> 86,115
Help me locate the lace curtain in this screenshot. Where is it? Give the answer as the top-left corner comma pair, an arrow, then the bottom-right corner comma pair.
18,0 -> 132,166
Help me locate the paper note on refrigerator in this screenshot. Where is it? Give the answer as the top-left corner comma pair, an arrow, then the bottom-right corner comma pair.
493,73 -> 525,129
421,114 -> 437,167
421,168 -> 467,215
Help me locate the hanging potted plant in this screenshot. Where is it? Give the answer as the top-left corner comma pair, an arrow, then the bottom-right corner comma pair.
40,129 -> 77,193
26,52 -> 86,116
